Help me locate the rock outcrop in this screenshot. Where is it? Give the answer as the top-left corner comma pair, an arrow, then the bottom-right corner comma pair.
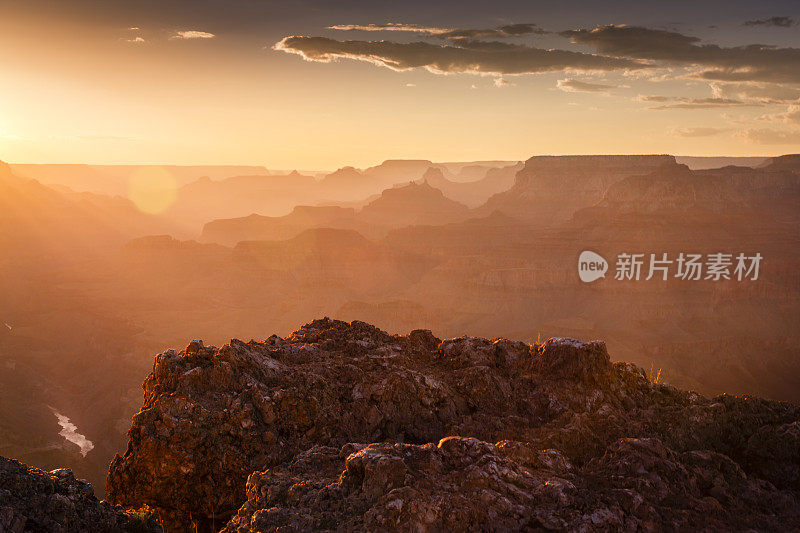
200,182 -> 470,246
0,160 -> 169,258
224,436 -> 798,532
418,164 -> 521,207
481,154 -> 676,224
166,172 -> 319,230
598,163 -> 746,213
231,228 -> 437,294
107,319 -> 800,532
358,181 -> 470,228
0,455 -> 160,532
759,154 -> 800,172
200,206 -> 364,247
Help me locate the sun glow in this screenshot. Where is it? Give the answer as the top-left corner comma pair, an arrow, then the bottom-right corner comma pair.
127,167 -> 177,214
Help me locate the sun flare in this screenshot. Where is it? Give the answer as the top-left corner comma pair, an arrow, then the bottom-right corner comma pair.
127,167 -> 177,214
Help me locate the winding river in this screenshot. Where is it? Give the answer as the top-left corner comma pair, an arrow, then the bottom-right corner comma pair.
53,411 -> 94,457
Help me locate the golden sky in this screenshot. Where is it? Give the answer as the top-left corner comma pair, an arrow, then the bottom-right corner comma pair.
1,1 -> 799,169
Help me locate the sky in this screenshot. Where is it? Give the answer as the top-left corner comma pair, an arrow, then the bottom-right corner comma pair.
1,0 -> 799,169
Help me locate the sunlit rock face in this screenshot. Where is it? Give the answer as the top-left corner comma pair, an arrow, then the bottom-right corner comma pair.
482,154 -> 676,224
107,319 -> 800,532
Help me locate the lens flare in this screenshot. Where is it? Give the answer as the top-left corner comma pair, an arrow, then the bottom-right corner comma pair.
127,167 -> 177,214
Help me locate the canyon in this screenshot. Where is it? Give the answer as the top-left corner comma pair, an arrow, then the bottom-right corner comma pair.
0,153 -> 798,518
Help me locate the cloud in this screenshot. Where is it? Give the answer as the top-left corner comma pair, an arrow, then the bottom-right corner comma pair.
758,104 -> 800,125
437,24 -> 549,39
172,30 -> 215,40
329,23 -> 444,33
622,67 -> 674,81
648,97 -> 760,110
279,23 -> 800,87
635,94 -> 760,108
743,17 -> 795,27
274,36 -> 639,76
562,24 -> 800,84
494,77 -> 513,87
328,23 -> 548,39
125,36 -> 146,44
779,105 -> 800,124
737,128 -> 800,144
670,127 -> 728,137
709,82 -> 800,103
557,78 -> 621,93
635,94 -> 671,102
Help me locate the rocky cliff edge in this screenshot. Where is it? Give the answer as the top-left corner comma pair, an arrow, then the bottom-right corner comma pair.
106,318 -> 800,532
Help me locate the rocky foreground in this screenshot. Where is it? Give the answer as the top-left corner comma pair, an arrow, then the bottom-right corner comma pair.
0,456 -> 160,532
97,318 -> 800,532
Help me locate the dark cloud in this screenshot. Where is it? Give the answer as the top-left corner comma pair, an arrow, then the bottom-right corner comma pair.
743,16 -> 795,27
281,23 -> 800,85
328,23 -> 548,39
274,36 -> 639,75
562,24 -> 800,84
